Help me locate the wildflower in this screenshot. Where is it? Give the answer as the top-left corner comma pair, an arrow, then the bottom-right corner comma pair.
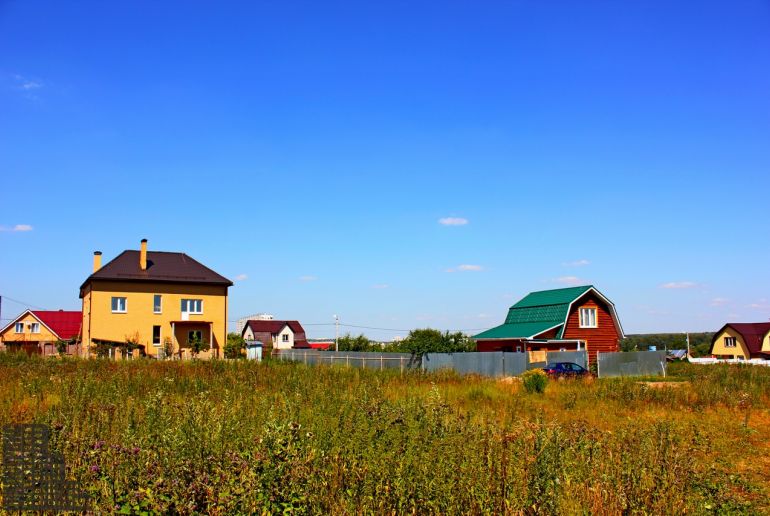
93,440 -> 105,450
90,464 -> 101,473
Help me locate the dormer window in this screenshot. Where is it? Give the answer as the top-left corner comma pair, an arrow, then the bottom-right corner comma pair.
724,336 -> 736,348
579,307 -> 597,328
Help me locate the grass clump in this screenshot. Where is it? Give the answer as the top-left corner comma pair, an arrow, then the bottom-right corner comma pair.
522,368 -> 548,394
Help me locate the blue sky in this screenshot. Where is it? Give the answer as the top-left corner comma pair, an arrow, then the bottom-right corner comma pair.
1,1 -> 769,339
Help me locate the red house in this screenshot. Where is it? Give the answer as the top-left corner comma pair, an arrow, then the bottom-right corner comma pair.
473,285 -> 623,363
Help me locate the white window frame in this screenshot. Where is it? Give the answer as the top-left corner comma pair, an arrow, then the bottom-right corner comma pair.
30,322 -> 40,334
153,295 -> 163,314
724,336 -> 736,348
181,299 -> 203,315
282,333 -> 289,342
579,307 -> 598,328
14,322 -> 24,333
111,297 -> 127,313
152,325 -> 162,346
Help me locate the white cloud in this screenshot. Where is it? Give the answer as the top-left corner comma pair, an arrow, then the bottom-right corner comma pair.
710,297 -> 729,307
0,224 -> 33,232
563,259 -> 590,267
446,264 -> 483,272
235,274 -> 248,281
552,276 -> 586,286
660,281 -> 698,289
371,284 -> 389,289
747,299 -> 769,310
299,275 -> 317,282
438,217 -> 468,226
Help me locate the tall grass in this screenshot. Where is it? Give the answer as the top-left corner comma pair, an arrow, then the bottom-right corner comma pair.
0,354 -> 767,514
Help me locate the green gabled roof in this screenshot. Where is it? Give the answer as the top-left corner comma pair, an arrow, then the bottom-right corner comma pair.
474,285 -> 594,340
472,321 -> 562,340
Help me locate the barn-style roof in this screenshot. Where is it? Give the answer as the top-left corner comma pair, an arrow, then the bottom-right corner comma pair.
473,285 -> 623,340
710,322 -> 770,355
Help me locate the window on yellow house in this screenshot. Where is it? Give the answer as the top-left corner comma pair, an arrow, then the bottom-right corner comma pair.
724,336 -> 736,348
14,322 -> 24,333
153,295 -> 162,314
181,299 -> 203,314
30,323 -> 40,333
111,297 -> 127,313
152,325 -> 161,346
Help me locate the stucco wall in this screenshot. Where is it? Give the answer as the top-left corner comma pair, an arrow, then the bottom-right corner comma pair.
81,280 -> 228,359
710,327 -> 750,359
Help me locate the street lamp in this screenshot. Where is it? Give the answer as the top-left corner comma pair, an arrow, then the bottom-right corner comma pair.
334,314 -> 339,352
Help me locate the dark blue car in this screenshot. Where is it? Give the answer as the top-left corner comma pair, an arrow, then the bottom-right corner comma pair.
542,362 -> 591,378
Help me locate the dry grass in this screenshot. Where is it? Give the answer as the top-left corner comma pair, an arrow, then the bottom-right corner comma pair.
0,354 -> 767,514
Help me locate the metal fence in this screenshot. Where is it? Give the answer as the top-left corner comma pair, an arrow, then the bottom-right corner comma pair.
272,349 -> 419,372
597,350 -> 667,378
422,352 -> 528,377
274,348 -> 665,378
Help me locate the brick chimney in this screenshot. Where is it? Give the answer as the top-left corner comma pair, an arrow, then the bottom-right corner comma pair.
140,239 -> 148,270
93,251 -> 102,273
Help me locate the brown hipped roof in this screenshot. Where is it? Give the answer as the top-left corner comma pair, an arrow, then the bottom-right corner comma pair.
80,250 -> 232,295
711,322 -> 770,355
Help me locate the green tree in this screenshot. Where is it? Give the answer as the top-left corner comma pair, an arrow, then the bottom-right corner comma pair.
392,329 -> 475,356
187,333 -> 206,357
337,333 -> 374,352
224,332 -> 246,359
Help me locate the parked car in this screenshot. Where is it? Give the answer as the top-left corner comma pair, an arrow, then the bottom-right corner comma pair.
542,362 -> 591,378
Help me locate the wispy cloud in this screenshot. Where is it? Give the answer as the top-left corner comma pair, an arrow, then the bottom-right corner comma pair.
0,224 -> 33,232
235,274 -> 248,281
746,299 -> 769,311
10,74 -> 43,99
710,297 -> 729,307
552,276 -> 586,286
438,217 -> 468,226
660,281 -> 698,289
563,259 -> 590,267
371,284 -> 389,289
446,264 -> 483,273
299,275 -> 318,282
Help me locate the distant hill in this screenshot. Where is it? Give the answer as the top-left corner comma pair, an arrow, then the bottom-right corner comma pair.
621,332 -> 714,357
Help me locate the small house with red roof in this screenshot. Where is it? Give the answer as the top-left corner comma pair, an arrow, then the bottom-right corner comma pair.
0,309 -> 82,356
242,319 -> 310,351
709,322 -> 770,360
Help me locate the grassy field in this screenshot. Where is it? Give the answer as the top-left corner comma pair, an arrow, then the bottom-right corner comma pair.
1,354 -> 768,514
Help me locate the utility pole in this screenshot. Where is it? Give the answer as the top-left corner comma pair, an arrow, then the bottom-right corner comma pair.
686,332 -> 691,358
334,314 -> 339,352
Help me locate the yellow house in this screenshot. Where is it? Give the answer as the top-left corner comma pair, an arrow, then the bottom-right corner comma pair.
0,309 -> 82,356
80,239 -> 233,359
709,322 -> 770,360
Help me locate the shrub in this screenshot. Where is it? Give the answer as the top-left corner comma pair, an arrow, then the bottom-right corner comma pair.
522,369 -> 548,394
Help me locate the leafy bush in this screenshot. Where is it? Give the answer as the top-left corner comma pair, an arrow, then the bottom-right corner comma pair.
522,369 -> 548,394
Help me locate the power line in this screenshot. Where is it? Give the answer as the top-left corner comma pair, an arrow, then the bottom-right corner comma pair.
0,295 -> 47,311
